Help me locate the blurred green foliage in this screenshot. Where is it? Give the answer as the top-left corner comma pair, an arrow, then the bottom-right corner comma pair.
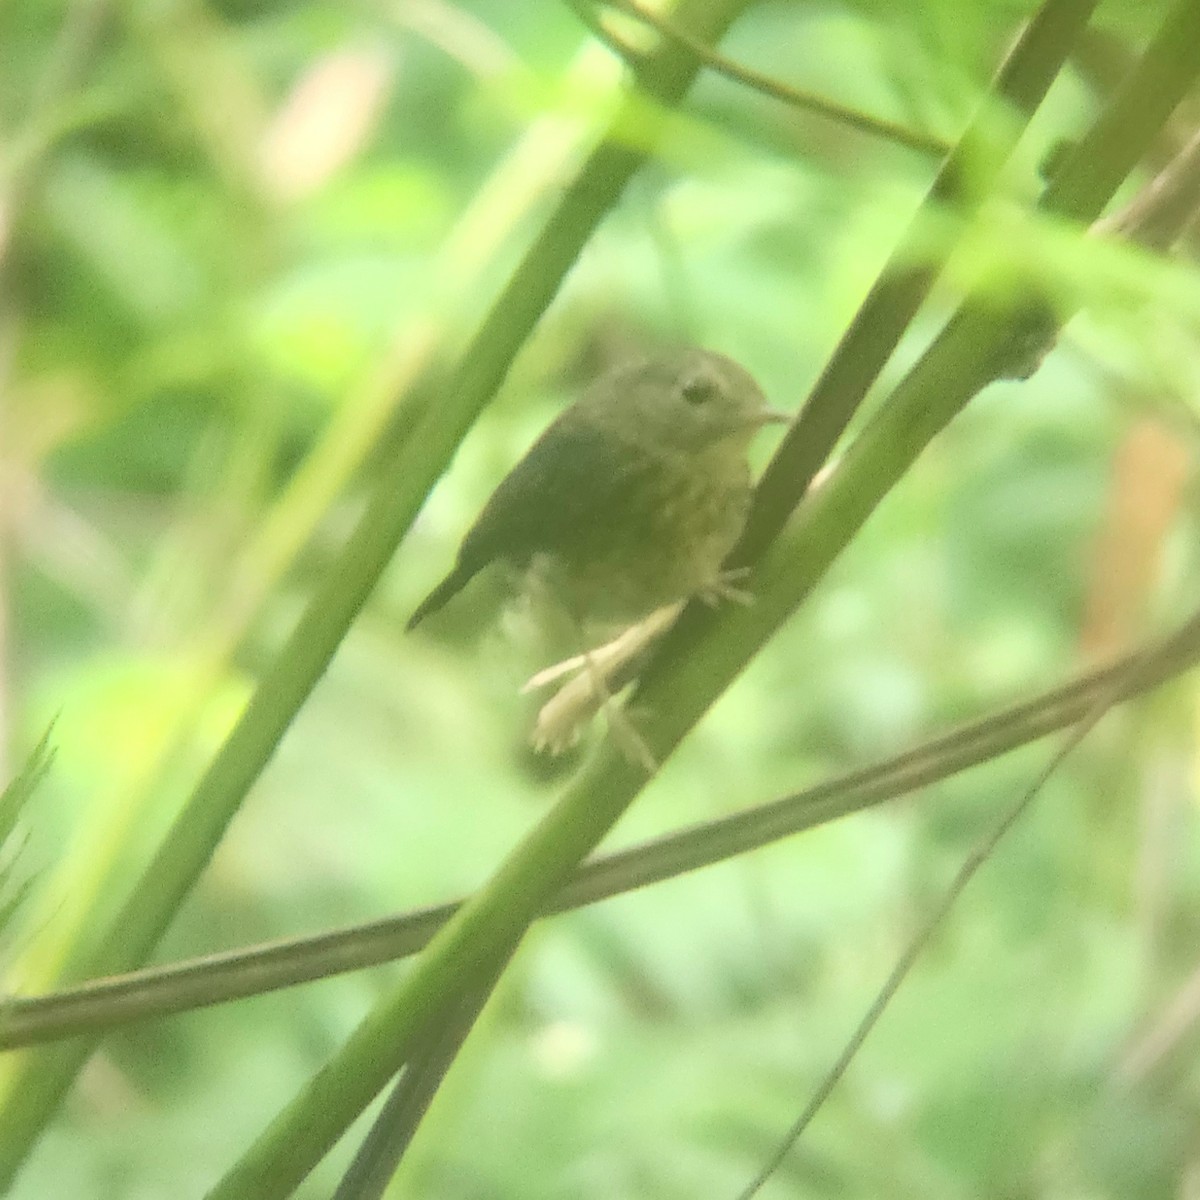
1,0 -> 1199,1197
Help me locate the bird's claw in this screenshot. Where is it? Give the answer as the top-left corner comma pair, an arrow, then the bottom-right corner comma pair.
698,566 -> 754,607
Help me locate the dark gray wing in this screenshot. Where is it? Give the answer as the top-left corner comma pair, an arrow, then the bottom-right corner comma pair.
462,419 -> 651,570
407,420 -> 649,630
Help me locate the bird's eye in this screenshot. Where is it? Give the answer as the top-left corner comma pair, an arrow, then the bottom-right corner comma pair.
681,376 -> 719,406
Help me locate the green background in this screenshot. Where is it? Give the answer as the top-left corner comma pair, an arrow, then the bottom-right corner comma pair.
2,0 -> 1199,1196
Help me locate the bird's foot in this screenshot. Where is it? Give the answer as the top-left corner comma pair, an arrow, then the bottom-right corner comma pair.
698,566 -> 754,607
601,705 -> 659,775
521,603 -> 682,697
527,636 -> 662,776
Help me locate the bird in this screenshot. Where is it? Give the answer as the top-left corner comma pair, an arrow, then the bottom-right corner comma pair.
407,346 -> 786,636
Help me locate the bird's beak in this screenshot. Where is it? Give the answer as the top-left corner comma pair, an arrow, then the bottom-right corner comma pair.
753,407 -> 790,427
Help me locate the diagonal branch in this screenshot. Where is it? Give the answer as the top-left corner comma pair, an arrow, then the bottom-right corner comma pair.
735,656 -> 1141,1199
1096,125 -> 1200,250
0,0 -> 759,1186
7,602 -> 1200,1051
564,0 -> 950,156
330,942 -> 516,1200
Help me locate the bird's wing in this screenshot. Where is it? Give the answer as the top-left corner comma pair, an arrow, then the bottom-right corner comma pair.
460,420 -> 651,571
408,420 -> 648,630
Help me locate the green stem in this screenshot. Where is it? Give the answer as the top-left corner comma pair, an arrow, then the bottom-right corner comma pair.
644,0 -> 1200,728
0,0 -> 754,1185
203,0 -> 1200,1190
739,0 -> 1104,563
0,615 -> 1196,1049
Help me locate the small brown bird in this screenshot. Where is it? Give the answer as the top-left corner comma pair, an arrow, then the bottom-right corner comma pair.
407,347 -> 786,634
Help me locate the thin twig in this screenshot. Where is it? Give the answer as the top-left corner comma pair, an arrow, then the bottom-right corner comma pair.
733,660 -> 1140,1199
564,0 -> 949,157
4,604 -> 1200,1049
1094,126 -> 1200,251
1115,959 -> 1200,1085
332,949 -> 510,1200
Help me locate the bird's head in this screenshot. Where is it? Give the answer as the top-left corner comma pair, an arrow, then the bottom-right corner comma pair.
583,348 -> 787,456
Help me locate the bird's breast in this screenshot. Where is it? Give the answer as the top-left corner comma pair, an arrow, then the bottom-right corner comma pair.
535,450 -> 752,626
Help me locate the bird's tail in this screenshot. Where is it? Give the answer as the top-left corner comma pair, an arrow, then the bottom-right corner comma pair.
406,562 -> 476,631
